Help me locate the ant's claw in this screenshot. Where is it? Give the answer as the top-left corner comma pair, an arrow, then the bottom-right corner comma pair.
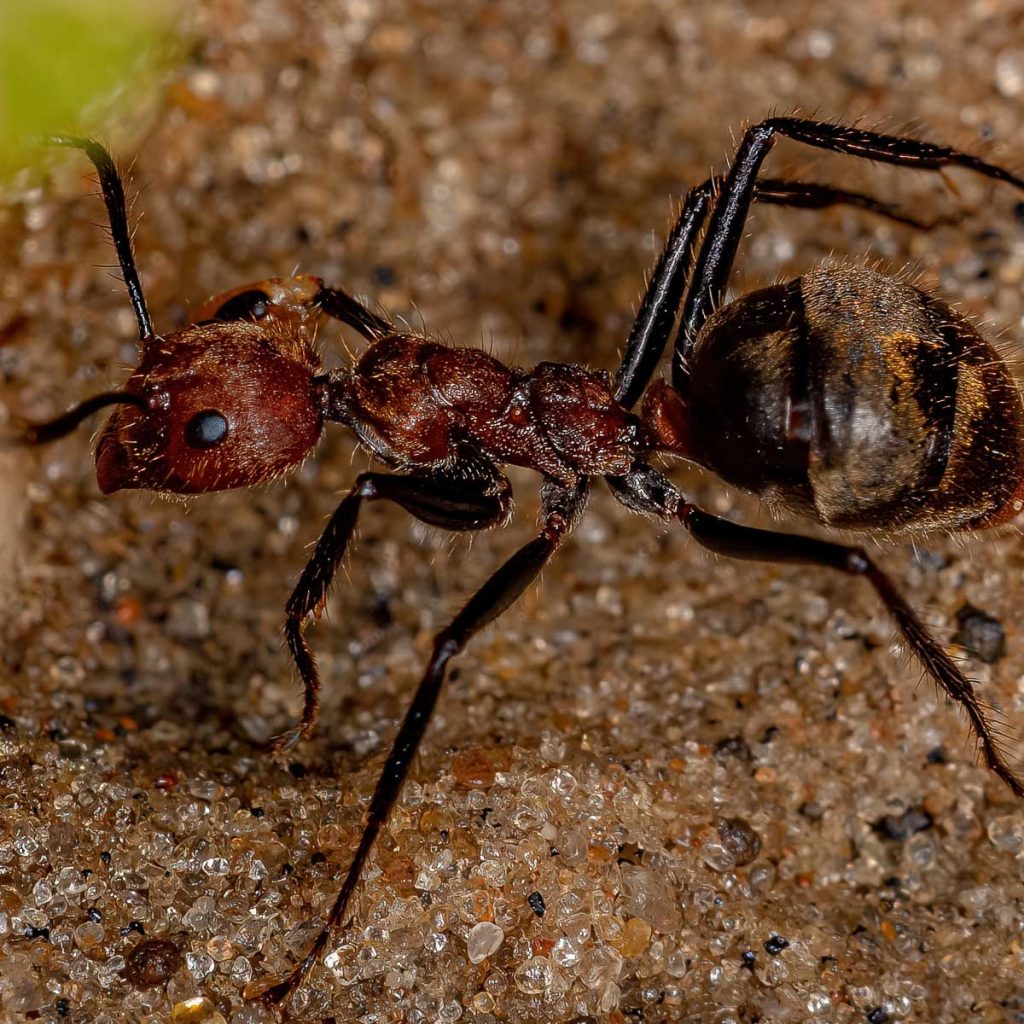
267,724 -> 305,761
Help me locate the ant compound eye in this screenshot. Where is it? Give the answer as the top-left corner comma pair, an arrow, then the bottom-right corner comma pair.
212,289 -> 269,322
184,410 -> 229,449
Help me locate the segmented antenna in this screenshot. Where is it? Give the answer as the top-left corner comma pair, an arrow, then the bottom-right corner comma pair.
51,136 -> 154,342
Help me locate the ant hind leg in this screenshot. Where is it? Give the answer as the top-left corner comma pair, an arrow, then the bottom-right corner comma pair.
605,464 -> 1024,798
677,502 -> 1024,798
613,171 -> 957,411
674,117 -> 1024,392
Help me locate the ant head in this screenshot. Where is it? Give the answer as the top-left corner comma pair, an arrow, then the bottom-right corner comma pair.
23,144 -> 390,497
95,275 -> 327,495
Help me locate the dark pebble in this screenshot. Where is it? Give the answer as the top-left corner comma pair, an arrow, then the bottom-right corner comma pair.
125,938 -> 183,988
872,806 -> 933,843
714,735 -> 752,763
717,816 -> 762,865
764,934 -> 789,956
527,890 -> 546,917
952,603 -> 1005,663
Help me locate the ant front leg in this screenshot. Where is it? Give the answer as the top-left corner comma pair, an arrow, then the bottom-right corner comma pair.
275,463 -> 513,754
257,477 -> 589,1007
673,117 -> 1024,392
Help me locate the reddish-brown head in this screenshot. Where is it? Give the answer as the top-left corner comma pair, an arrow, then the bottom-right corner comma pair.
95,276 -> 326,494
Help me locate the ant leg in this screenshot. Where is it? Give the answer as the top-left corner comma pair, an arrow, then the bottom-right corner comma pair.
674,117 -> 1024,392
678,504 -> 1024,797
257,477 -> 589,1007
614,174 -> 949,411
613,178 -> 714,410
315,284 -> 394,341
753,178 -> 948,231
274,464 -> 513,754
606,464 -> 1024,798
51,137 -> 153,342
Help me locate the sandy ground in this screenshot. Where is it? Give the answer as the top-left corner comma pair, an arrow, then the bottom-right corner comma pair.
3,1 -> 1024,1021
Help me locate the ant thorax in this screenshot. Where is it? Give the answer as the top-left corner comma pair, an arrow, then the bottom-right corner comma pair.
329,332 -> 639,484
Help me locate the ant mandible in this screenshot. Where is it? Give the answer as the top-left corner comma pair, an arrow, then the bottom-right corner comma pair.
13,120 -> 1024,1006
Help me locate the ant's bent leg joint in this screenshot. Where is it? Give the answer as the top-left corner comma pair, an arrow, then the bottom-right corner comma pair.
672,502 -> 1024,798
749,120 -> 778,145
542,520 -> 562,542
353,472 -> 381,499
542,513 -> 570,542
540,476 -> 592,533
842,548 -> 872,575
276,469 -> 513,753
432,632 -> 462,666
606,463 -> 683,519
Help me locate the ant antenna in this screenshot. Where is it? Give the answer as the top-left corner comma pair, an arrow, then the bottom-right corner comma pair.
50,136 -> 155,343
16,392 -> 147,445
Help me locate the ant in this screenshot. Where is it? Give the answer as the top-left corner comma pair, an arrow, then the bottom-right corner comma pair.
11,119 -> 1024,1007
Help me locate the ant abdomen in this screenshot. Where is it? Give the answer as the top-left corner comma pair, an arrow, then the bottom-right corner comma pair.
647,265 -> 1024,532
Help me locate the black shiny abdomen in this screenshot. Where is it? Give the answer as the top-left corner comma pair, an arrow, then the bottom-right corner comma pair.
685,280 -> 812,504
685,266 -> 1024,531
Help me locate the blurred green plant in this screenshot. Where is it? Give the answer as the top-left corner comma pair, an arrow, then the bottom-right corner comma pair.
0,0 -> 177,168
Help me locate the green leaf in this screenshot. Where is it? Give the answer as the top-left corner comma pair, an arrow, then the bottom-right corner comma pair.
0,0 -> 176,166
